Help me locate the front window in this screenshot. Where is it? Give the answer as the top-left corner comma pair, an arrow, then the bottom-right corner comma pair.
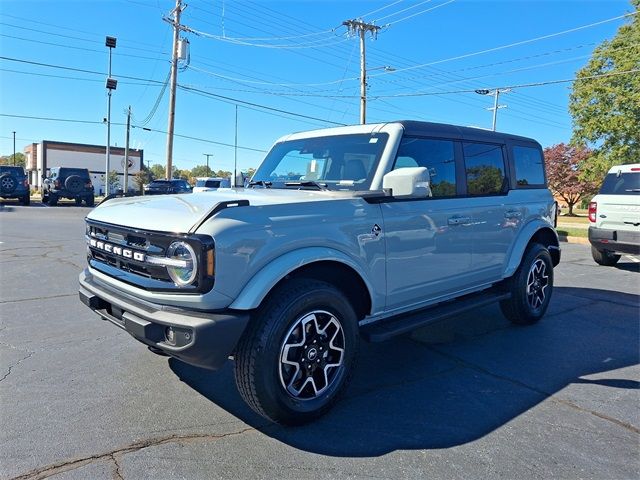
251,133 -> 389,190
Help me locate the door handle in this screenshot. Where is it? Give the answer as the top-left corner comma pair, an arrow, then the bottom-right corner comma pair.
504,210 -> 522,219
448,216 -> 472,226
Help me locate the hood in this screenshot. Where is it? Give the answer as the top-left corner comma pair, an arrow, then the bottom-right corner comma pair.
87,188 -> 351,233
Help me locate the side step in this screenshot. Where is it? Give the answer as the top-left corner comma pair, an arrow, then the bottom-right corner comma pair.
361,290 -> 511,342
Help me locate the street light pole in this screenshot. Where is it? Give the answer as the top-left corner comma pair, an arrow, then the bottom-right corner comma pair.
105,36 -> 117,195
203,153 -> 213,175
12,131 -> 16,166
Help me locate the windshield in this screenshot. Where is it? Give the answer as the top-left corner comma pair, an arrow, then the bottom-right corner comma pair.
599,172 -> 640,195
251,133 -> 389,190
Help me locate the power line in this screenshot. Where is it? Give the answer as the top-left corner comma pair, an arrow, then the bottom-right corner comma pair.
0,113 -> 268,153
368,11 -> 638,78
382,0 -> 456,27
359,0 -> 405,19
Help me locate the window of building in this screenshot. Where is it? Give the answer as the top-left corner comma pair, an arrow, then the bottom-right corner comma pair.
463,142 -> 506,195
393,138 -> 457,197
513,146 -> 545,186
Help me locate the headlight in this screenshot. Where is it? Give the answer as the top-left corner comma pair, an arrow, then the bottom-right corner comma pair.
166,241 -> 198,286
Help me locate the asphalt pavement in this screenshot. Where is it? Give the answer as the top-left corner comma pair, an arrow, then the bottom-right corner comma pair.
1,202 -> 638,480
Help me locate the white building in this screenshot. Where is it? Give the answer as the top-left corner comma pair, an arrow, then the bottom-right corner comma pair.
24,141 -> 144,195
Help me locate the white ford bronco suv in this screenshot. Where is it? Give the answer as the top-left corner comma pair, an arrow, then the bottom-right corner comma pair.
79,121 -> 560,424
588,163 -> 640,266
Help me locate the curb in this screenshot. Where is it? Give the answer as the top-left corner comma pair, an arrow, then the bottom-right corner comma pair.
559,235 -> 590,245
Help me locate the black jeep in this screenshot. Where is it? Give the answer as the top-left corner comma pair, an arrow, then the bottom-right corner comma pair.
0,165 -> 31,205
42,167 -> 95,206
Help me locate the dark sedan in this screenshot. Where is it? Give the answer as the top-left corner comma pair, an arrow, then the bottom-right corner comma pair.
144,179 -> 193,195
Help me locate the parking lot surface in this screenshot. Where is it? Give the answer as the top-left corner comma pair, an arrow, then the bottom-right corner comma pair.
1,203 -> 638,479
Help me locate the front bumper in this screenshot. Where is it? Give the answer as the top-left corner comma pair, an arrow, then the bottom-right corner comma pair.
79,268 -> 250,370
589,226 -> 640,255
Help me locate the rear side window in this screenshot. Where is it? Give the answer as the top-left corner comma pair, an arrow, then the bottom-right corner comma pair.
463,142 -> 506,195
393,138 -> 457,197
205,180 -> 221,188
513,146 -> 545,186
599,172 -> 640,195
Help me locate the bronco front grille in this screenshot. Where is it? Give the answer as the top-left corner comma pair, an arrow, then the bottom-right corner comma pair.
85,220 -> 214,293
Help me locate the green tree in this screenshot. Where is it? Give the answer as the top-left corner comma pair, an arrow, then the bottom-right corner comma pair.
569,0 -> 640,181
191,165 -> 213,178
133,169 -> 152,193
149,163 -> 166,179
107,170 -> 120,193
0,152 -> 26,167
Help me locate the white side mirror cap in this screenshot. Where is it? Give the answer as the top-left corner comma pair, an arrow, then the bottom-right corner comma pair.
382,167 -> 431,198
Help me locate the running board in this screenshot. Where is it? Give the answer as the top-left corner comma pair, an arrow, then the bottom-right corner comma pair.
361,290 -> 511,342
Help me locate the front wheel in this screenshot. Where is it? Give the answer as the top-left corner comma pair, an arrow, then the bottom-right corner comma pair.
234,279 -> 358,425
591,246 -> 620,266
500,243 -> 554,325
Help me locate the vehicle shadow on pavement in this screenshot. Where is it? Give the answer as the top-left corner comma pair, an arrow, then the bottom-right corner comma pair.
169,286 -> 639,457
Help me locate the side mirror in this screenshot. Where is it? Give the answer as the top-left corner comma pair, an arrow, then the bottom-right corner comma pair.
382,167 -> 431,199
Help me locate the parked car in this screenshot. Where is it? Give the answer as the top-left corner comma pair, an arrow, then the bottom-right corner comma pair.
0,165 -> 30,205
193,177 -> 231,193
79,121 -> 560,425
42,167 -> 94,206
144,179 -> 192,195
588,163 -> 640,265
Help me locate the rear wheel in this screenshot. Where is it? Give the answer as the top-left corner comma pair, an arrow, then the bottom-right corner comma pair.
47,194 -> 58,206
85,195 -> 95,207
500,243 -> 553,325
234,279 -> 358,425
75,197 -> 82,206
591,246 -> 620,266
21,194 -> 30,206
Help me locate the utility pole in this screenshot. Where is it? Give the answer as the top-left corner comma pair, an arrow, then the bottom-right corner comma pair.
164,0 -> 186,180
343,19 -> 380,125
12,131 -> 16,166
203,153 -> 213,175
124,106 -> 131,193
105,36 -> 117,195
475,88 -> 510,131
234,105 -> 238,188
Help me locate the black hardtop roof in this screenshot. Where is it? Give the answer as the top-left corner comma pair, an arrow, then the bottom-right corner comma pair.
394,120 -> 541,146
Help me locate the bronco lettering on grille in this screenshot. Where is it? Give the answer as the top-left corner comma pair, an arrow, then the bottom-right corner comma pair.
88,238 -> 146,262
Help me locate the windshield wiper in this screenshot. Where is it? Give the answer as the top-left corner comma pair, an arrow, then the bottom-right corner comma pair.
284,181 -> 328,190
248,180 -> 272,188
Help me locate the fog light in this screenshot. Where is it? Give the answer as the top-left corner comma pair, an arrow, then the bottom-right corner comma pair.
165,327 -> 175,344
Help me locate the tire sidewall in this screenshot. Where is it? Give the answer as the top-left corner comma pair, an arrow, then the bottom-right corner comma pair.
253,281 -> 358,423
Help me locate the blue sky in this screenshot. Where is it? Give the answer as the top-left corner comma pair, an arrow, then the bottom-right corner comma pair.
0,0 -> 634,173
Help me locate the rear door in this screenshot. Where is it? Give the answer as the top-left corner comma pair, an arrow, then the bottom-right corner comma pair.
462,141 -> 514,283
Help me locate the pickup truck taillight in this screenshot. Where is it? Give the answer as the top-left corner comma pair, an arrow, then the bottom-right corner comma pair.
86,181 -> 93,188
23,178 -> 29,187
588,202 -> 597,223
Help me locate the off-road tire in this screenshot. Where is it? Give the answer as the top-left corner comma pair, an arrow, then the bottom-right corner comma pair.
591,246 -> 620,266
21,194 -> 30,206
500,243 -> 553,325
75,197 -> 82,206
85,195 -> 95,207
65,175 -> 84,194
0,174 -> 16,194
234,278 -> 358,425
47,194 -> 58,206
